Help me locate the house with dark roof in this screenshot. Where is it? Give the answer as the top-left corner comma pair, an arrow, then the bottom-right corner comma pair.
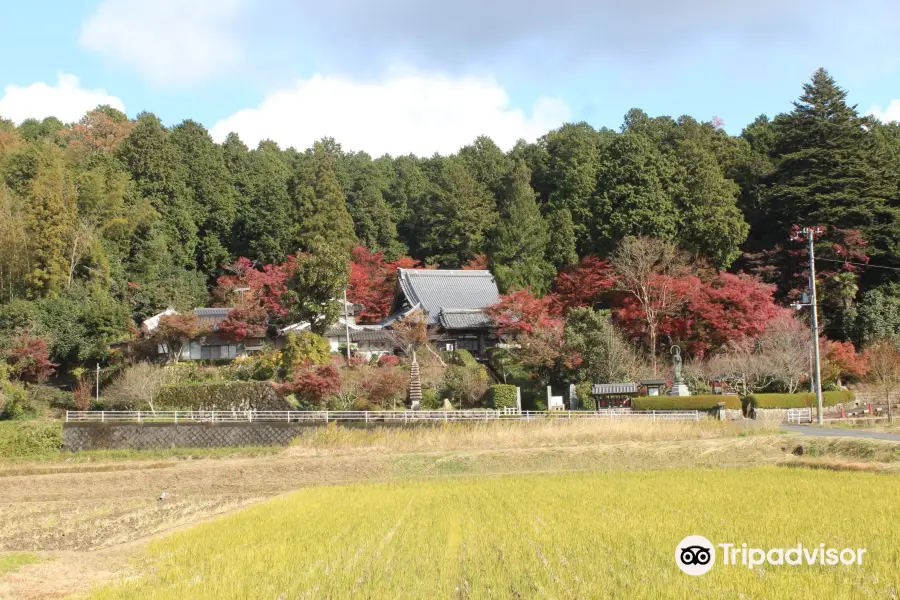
386,269 -> 501,356
142,307 -> 266,361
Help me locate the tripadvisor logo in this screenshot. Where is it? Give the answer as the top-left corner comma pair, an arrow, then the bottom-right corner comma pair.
676,535 -> 715,576
675,535 -> 867,576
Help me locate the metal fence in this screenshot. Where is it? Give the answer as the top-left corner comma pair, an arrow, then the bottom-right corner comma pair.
65,409 -> 702,424
786,408 -> 812,424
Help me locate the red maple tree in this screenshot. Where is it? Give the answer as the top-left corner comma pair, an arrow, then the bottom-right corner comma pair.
614,272 -> 781,358
551,256 -> 617,313
461,254 -> 489,270
217,305 -> 269,343
3,334 -> 57,383
278,364 -> 341,408
214,257 -> 292,317
348,246 -> 420,324
486,289 -> 562,336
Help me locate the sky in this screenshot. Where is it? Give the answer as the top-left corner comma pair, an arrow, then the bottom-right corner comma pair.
1,0 -> 899,157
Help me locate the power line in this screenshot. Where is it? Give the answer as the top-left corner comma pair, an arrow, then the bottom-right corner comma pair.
815,257 -> 900,272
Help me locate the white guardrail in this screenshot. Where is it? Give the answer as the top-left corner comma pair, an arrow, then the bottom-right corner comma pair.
65,409 -> 703,424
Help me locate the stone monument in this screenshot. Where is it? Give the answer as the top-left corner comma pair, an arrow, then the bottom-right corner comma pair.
668,345 -> 691,396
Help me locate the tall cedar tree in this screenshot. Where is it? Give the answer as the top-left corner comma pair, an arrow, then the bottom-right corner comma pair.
240,141 -> 293,264
170,120 -> 237,274
766,69 -> 899,265
543,123 -> 608,254
293,151 -> 356,254
491,161 -> 554,294
116,113 -> 198,269
670,139 -> 749,269
545,207 -> 579,271
590,132 -> 677,255
416,157 -> 497,267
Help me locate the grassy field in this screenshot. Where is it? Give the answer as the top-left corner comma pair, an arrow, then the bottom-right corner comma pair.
3,420 -> 900,598
89,468 -> 900,599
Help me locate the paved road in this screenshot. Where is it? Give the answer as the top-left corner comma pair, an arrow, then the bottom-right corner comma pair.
782,425 -> 900,442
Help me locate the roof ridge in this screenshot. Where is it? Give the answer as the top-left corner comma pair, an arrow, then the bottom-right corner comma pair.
399,269 -> 493,276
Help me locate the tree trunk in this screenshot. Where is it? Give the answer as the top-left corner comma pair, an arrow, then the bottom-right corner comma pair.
648,322 -> 657,375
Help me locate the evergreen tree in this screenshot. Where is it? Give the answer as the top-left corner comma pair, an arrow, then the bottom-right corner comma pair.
116,113 -> 197,268
766,69 -> 899,264
416,157 -> 497,267
542,123 -> 609,253
347,164 -> 404,258
458,136 -> 512,204
546,207 -> 579,271
171,120 -> 237,274
491,161 -> 554,294
293,150 -> 356,254
670,140 -> 749,269
237,141 -> 293,264
590,132 -> 677,255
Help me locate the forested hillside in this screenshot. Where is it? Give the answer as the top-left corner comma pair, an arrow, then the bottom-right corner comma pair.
1,68 -> 899,373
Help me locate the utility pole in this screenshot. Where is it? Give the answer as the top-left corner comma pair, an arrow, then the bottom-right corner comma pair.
792,227 -> 825,425
343,288 -> 351,362
95,363 -> 101,405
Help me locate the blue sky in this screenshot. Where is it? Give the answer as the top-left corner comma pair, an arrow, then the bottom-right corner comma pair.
1,0 -> 899,156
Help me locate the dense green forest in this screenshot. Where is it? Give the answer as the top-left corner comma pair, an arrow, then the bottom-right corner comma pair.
1,68 -> 899,372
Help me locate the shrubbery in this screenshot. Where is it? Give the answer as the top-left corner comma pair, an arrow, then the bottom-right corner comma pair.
632,395 -> 741,410
489,384 -> 518,409
0,421 -> 62,458
156,381 -> 290,410
747,391 -> 854,409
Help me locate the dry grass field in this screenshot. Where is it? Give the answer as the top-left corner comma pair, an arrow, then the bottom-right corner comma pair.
1,419 -> 899,599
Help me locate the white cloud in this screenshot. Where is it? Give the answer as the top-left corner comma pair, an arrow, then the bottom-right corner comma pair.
80,0 -> 243,85
869,100 -> 900,123
0,73 -> 125,124
210,72 -> 571,156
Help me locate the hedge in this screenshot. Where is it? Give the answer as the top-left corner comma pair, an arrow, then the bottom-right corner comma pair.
747,391 -> 854,409
489,384 -> 518,409
156,381 -> 291,410
632,395 -> 741,411
454,349 -> 480,369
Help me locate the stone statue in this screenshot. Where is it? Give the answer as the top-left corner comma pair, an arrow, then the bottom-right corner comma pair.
671,345 -> 683,384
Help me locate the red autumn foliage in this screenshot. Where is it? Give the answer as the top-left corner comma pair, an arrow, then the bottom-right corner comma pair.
823,340 -> 870,382
362,368 -> 408,408
377,354 -> 400,368
65,109 -> 135,156
486,289 -> 562,336
745,226 -> 868,301
217,305 -> 269,342
214,257 -> 292,317
551,256 -> 617,313
613,272 -> 782,357
278,364 -> 341,407
461,254 -> 489,270
348,246 -> 421,324
4,334 -> 57,383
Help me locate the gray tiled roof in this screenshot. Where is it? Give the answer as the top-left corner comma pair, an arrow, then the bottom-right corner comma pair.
438,308 -> 493,330
397,269 -> 500,325
591,383 -> 639,395
193,307 -> 233,330
350,329 -> 393,343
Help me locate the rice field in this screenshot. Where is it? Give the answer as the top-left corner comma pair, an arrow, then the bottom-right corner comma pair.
89,467 -> 900,599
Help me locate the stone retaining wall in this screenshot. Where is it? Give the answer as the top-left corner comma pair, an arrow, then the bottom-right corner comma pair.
62,422 -> 317,451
